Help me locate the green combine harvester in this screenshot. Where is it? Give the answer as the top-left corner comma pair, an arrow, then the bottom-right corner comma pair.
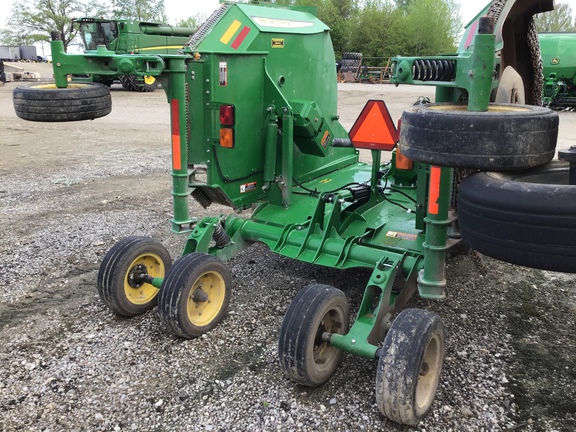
13,0 -> 575,426
72,17 -> 196,91
540,32 -> 576,108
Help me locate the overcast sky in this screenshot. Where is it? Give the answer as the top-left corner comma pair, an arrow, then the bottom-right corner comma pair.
1,1 -> 576,33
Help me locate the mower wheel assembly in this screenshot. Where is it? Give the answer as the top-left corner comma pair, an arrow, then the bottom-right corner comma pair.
158,253 -> 231,339
278,284 -> 350,387
13,82 -> 112,122
376,308 -> 445,426
399,103 -> 558,170
458,161 -> 576,273
97,236 -> 172,317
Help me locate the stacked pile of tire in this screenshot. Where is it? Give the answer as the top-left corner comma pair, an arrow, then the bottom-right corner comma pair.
0,60 -> 6,84
399,102 -> 576,273
339,52 -> 362,74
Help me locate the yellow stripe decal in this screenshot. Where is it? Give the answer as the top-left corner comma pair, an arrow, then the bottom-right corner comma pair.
220,20 -> 242,44
137,45 -> 185,51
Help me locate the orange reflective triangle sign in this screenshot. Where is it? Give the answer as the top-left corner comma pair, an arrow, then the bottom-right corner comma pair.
349,100 -> 398,151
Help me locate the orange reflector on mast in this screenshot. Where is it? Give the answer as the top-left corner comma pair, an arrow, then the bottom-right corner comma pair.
170,99 -> 182,170
349,100 -> 398,151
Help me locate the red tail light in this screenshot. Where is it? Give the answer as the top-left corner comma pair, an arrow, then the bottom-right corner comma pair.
220,105 -> 235,126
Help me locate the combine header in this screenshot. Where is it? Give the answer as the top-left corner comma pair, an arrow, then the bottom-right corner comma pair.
13,0 -> 574,426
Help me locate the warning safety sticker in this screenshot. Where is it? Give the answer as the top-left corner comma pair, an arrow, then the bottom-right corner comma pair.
219,62 -> 228,86
240,182 -> 257,193
386,231 -> 417,241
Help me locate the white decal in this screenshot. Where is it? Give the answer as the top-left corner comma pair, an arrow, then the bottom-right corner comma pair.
252,16 -> 314,28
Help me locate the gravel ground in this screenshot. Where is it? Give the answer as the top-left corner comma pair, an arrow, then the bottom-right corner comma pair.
1,67 -> 575,431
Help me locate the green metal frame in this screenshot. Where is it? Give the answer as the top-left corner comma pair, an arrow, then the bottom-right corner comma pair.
391,18 -> 496,111
45,1 -> 507,360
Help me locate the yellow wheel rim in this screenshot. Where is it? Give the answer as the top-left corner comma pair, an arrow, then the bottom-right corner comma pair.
144,75 -> 156,85
186,271 -> 226,327
32,83 -> 93,90
415,332 -> 443,411
123,253 -> 165,305
313,307 -> 345,371
427,104 -> 531,113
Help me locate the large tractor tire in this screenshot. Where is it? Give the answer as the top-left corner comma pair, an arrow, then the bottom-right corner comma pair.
119,75 -> 158,92
136,75 -> 159,92
458,161 -> 576,273
399,103 -> 558,170
119,75 -> 137,91
487,0 -> 547,106
13,83 -> 111,122
340,52 -> 362,74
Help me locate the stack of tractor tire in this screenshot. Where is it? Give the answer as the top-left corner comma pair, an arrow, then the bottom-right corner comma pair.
399,102 -> 576,273
0,60 -> 6,84
338,52 -> 362,83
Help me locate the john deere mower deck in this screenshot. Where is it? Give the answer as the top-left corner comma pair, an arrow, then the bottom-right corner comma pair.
13,0 -> 572,426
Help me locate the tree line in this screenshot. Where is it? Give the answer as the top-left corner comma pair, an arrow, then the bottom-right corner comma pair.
268,0 -> 462,64
534,1 -> 576,32
0,0 -> 574,61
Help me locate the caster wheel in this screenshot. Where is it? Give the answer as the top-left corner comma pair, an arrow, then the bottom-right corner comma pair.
97,236 -> 171,317
278,283 -> 350,387
158,253 -> 232,338
376,308 -> 445,425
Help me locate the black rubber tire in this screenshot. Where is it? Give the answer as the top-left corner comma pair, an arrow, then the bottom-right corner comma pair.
94,76 -> 114,87
119,75 -> 136,91
376,308 -> 445,426
136,75 -> 159,92
342,52 -> 362,60
97,236 -> 172,317
399,103 -> 558,170
158,253 -> 232,339
125,75 -> 158,92
340,52 -> 362,74
458,161 -> 576,273
278,283 -> 350,387
13,82 -> 112,122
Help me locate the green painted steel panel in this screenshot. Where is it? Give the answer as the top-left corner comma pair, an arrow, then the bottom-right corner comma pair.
185,3 -> 356,210
193,4 -> 327,54
540,33 -> 576,81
